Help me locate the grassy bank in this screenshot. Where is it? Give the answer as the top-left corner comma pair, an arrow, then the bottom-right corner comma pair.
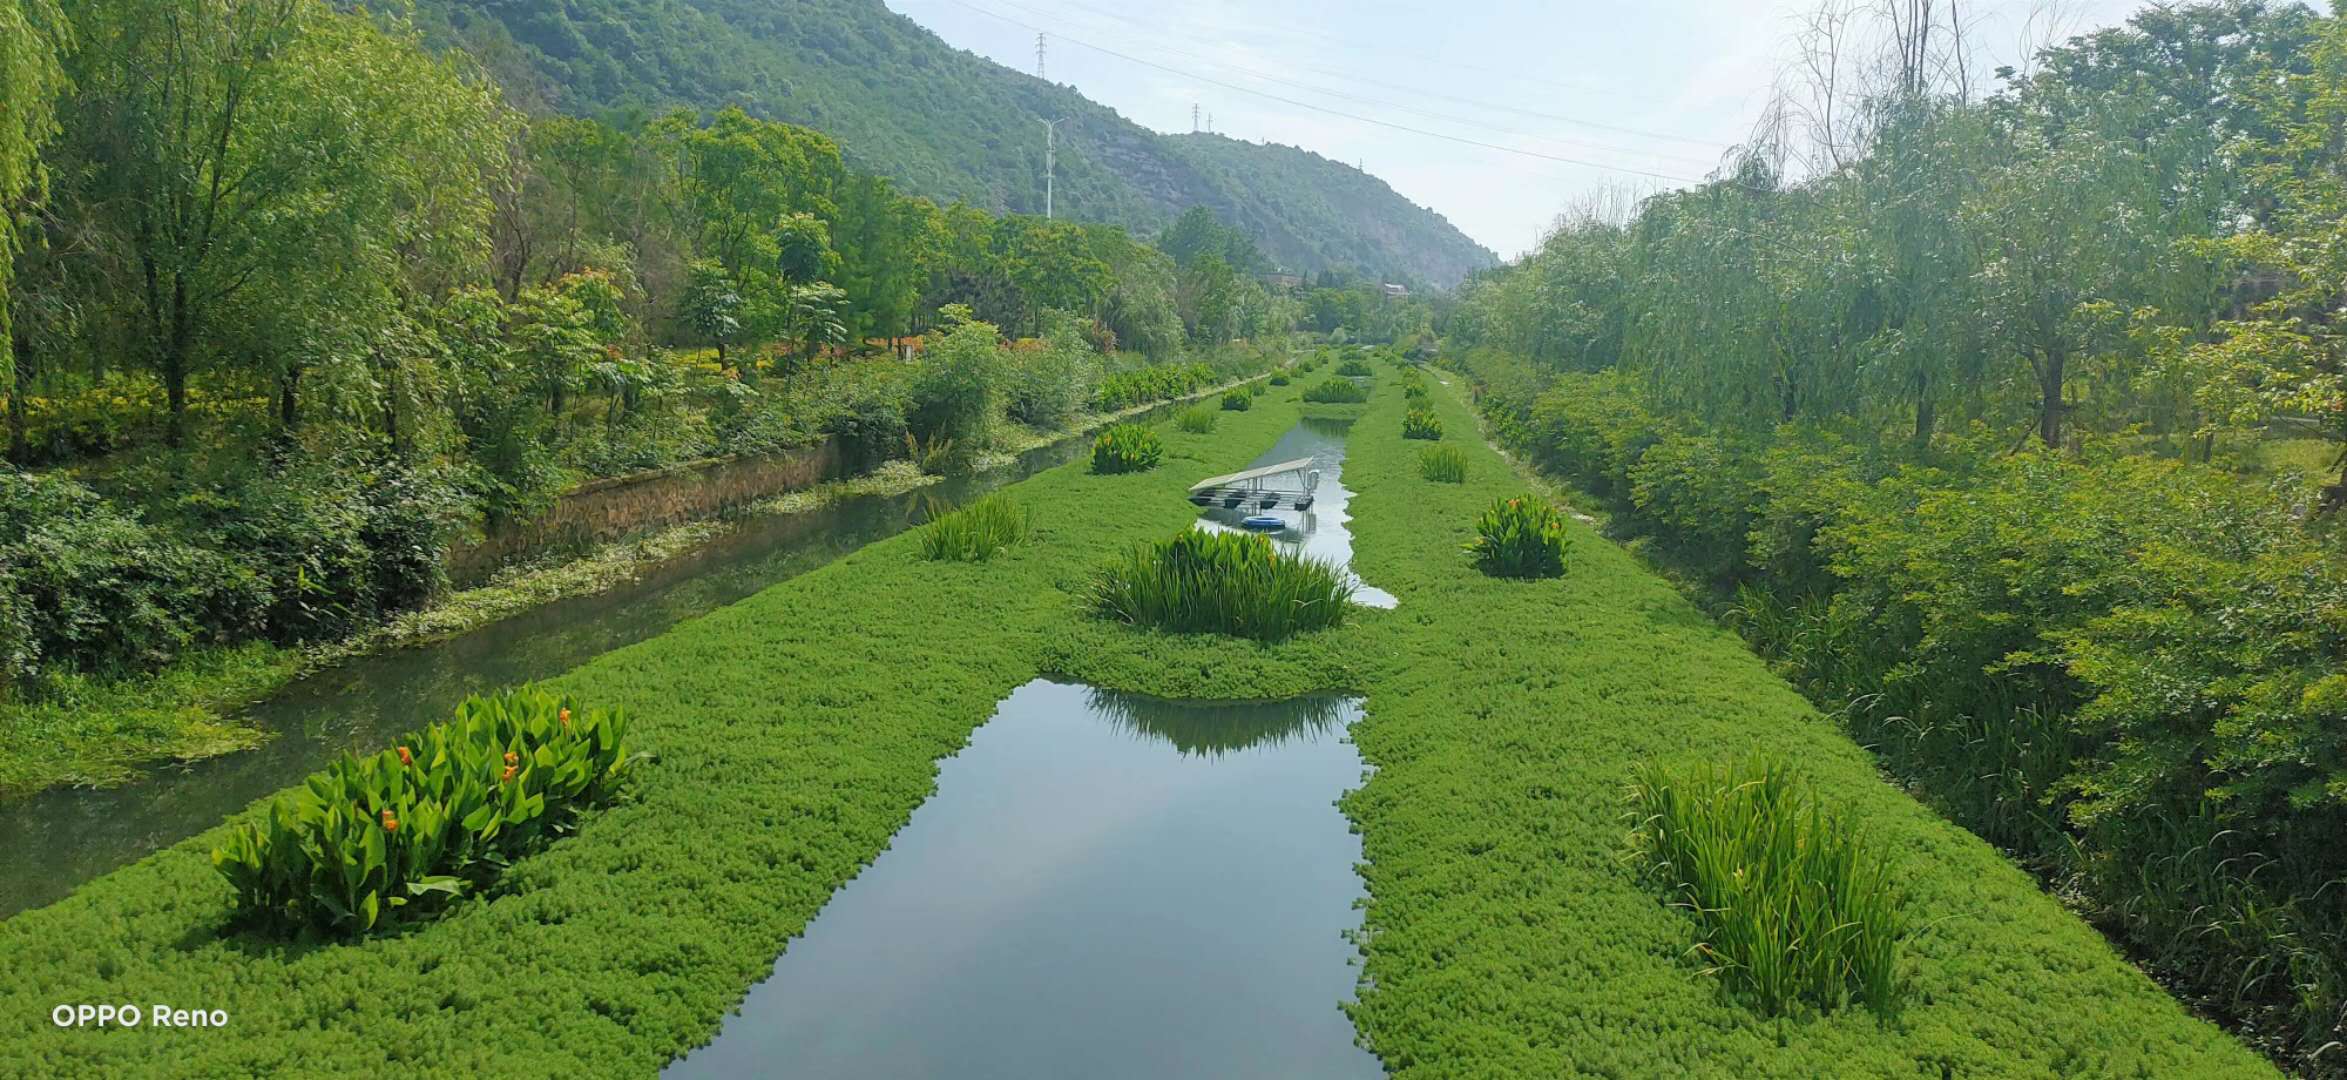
0,372 -> 1269,801
0,370 -> 2271,1076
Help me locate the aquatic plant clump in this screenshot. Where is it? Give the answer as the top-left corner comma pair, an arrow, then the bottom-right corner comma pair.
1090,528 -> 1354,640
1401,408 -> 1443,440
1269,373 -> 1291,386
1627,758 -> 1910,1018
918,494 -> 1031,562
1302,378 -> 1369,404
1221,390 -> 1253,412
211,689 -> 642,935
1090,423 -> 1164,474
1335,359 -> 1374,377
1175,406 -> 1218,433
1466,495 -> 1569,578
1418,445 -> 1468,483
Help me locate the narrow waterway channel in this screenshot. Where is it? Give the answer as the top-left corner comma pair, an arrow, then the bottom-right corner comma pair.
667,419 -> 1389,1076
0,415 -> 1179,918
664,681 -> 1379,1080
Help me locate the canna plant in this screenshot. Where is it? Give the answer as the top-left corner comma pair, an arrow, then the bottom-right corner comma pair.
1402,408 -> 1444,440
1627,757 -> 1911,1018
1301,378 -> 1368,404
213,689 -> 644,936
1090,423 -> 1164,474
1466,495 -> 1569,578
1221,389 -> 1253,411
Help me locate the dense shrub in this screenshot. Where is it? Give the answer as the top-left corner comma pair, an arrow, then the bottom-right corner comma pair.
1466,495 -> 1570,578
1418,445 -> 1468,483
1004,323 -> 1098,430
1090,423 -> 1163,474
1629,758 -> 1908,1017
1220,390 -> 1252,412
1335,359 -> 1374,377
1269,373 -> 1291,386
918,494 -> 1030,562
212,689 -> 642,935
1093,360 -> 1216,411
1175,406 -> 1217,434
1302,378 -> 1368,404
1090,528 -> 1352,640
1402,408 -> 1443,440
907,318 -> 1009,448
1470,350 -> 2347,1058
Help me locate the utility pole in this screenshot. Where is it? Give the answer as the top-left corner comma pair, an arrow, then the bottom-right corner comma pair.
1192,103 -> 1200,133
1035,32 -> 1046,80
1041,117 -> 1064,219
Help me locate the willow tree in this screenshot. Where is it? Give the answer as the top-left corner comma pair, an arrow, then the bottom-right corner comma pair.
57,0 -> 511,449
0,0 -> 70,392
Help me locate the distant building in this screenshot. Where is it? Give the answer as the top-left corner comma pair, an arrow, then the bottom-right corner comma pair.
1380,283 -> 1410,300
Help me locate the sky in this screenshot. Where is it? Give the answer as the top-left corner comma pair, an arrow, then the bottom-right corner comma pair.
882,0 -> 2156,260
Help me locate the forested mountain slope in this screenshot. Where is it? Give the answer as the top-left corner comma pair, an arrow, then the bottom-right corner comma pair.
417,0 -> 1498,286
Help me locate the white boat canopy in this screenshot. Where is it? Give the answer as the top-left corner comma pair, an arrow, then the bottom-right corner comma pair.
1188,457 -> 1319,493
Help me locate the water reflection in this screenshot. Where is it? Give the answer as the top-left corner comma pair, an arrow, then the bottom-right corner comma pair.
664,679 -> 1378,1080
1088,688 -> 1351,758
1192,418 -> 1397,609
0,420 -> 1161,919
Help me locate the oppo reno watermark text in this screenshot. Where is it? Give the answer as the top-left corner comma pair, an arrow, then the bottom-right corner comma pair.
52,1004 -> 227,1028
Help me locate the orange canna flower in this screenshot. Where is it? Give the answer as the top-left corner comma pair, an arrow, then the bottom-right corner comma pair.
500,764 -> 518,783
397,746 -> 414,767
558,708 -> 571,728
381,810 -> 399,832
504,750 -> 519,767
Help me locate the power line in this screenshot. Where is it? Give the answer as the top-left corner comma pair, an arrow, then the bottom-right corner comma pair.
982,0 -> 1726,151
940,0 -> 1711,185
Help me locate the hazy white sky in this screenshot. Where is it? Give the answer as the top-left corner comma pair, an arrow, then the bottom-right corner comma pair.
884,0 -> 2155,258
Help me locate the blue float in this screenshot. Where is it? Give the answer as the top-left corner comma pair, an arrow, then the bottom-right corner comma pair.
1240,514 -> 1285,531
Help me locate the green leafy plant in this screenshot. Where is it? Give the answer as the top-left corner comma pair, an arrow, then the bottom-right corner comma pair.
1269,373 -> 1291,386
1090,423 -> 1164,474
1091,528 -> 1353,640
1404,381 -> 1429,401
1221,390 -> 1252,412
1302,378 -> 1369,404
919,494 -> 1031,562
1402,408 -> 1444,440
1419,445 -> 1468,483
1466,495 -> 1569,578
1628,757 -> 1910,1018
1175,406 -> 1218,433
1335,359 -> 1374,377
212,689 -> 643,935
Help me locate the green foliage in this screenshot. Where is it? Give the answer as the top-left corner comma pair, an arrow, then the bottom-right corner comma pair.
212,689 -> 641,935
907,317 -> 1008,450
1401,407 -> 1443,440
1219,390 -> 1252,412
917,494 -> 1029,562
1090,528 -> 1352,640
1465,495 -> 1569,579
1174,406 -> 1217,434
1269,373 -> 1290,386
1301,378 -> 1369,404
1417,445 -> 1467,483
1628,757 -> 1909,1018
1335,359 -> 1374,377
1089,423 -> 1163,474
1093,360 -> 1217,411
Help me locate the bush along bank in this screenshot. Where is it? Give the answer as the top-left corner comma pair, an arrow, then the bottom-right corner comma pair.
0,365 -> 2272,1077
1454,348 -> 2344,1068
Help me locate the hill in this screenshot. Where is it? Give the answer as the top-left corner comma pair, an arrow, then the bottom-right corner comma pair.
416,0 -> 1498,286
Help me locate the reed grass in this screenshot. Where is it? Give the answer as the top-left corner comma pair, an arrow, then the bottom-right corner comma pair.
1175,406 -> 1218,433
1090,528 -> 1354,640
1628,757 -> 1910,1018
917,494 -> 1031,562
1418,445 -> 1468,483
1303,378 -> 1369,404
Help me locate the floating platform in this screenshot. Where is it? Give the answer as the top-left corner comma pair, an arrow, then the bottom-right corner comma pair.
1188,458 -> 1320,512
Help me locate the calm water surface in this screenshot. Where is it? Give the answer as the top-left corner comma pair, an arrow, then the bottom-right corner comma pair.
664,680 -> 1380,1080
1193,416 -> 1396,608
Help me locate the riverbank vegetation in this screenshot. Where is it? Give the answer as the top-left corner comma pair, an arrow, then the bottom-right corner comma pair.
0,362 -> 2272,1077
917,494 -> 1031,562
1089,528 -> 1353,640
1443,2 -> 2347,1066
0,0 -> 1314,798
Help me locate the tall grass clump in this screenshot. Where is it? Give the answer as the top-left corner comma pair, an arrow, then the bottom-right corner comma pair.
1090,423 -> 1164,474
918,494 -> 1031,562
1466,495 -> 1569,578
1221,389 -> 1252,411
1402,408 -> 1444,440
1091,528 -> 1354,640
1336,359 -> 1374,377
1302,378 -> 1369,404
1175,406 -> 1218,433
1628,758 -> 1910,1018
1419,445 -> 1468,483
